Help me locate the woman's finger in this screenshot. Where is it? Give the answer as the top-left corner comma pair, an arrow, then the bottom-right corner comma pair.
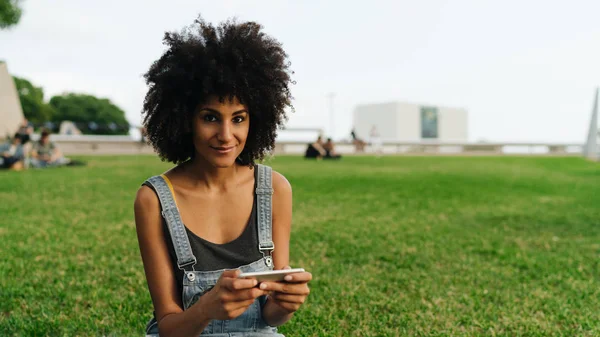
269,297 -> 302,313
259,281 -> 309,295
229,278 -> 259,290
282,271 -> 312,283
227,298 -> 257,310
270,293 -> 307,304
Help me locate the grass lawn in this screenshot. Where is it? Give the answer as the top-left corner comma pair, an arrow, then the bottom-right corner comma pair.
0,155 -> 599,336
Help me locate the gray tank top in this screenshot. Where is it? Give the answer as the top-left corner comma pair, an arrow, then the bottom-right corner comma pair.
142,164 -> 279,336
144,166 -> 262,293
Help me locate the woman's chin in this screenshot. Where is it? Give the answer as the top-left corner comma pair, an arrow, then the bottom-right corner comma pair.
209,156 -> 237,168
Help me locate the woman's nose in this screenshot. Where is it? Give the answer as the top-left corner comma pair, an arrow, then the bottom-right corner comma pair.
217,122 -> 234,142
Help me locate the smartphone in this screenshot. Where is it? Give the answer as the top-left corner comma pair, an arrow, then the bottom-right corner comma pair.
238,268 -> 305,282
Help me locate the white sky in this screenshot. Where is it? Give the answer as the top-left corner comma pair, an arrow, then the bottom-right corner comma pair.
1,0 -> 599,142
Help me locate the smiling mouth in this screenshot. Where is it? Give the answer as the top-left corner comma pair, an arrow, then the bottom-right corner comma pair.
210,146 -> 236,154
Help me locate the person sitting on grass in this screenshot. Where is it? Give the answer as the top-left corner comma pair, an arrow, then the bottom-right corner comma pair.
0,133 -> 25,170
323,138 -> 341,159
16,118 -> 34,145
29,130 -> 70,168
304,135 -> 327,159
350,128 -> 366,152
134,16 -> 312,337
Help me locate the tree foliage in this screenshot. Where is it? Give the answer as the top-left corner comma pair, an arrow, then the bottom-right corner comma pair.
13,76 -> 54,125
49,93 -> 129,135
0,0 -> 22,29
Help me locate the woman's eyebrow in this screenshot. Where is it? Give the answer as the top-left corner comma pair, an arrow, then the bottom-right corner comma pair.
199,108 -> 248,115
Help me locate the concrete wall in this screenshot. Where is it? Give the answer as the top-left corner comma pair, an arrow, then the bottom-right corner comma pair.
39,137 -> 581,156
56,139 -> 156,155
395,102 -> 420,141
353,102 -> 398,142
438,106 -> 468,141
0,62 -> 24,138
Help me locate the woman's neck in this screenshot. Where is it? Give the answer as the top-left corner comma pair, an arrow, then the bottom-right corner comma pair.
182,157 -> 245,193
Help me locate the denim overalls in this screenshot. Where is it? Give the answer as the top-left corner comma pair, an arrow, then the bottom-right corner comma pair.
143,164 -> 284,336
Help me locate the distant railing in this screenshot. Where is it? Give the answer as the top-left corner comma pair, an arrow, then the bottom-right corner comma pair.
36,135 -> 584,156
274,141 -> 584,156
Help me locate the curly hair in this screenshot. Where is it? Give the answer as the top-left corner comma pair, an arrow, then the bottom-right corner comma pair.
142,16 -> 294,165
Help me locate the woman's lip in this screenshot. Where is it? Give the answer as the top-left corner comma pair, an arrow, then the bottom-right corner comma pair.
211,146 -> 235,153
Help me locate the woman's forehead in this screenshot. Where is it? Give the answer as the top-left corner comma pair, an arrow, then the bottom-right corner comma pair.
198,95 -> 247,112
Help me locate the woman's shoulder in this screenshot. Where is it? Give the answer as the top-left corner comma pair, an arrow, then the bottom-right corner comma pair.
265,165 -> 292,230
135,181 -> 160,211
135,170 -> 174,211
259,165 -> 291,196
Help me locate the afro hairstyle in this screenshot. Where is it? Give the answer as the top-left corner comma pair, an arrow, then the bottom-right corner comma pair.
142,16 -> 294,165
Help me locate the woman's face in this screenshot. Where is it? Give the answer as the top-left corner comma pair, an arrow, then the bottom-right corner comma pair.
192,95 -> 250,168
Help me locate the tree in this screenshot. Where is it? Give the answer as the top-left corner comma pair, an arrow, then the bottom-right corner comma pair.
0,0 -> 22,29
13,76 -> 54,125
49,93 -> 130,135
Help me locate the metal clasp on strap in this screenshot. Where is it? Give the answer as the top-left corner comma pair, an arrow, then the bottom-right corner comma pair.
259,242 -> 275,267
261,250 -> 273,267
177,258 -> 197,271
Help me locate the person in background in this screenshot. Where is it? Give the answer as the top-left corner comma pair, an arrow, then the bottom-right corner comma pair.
139,126 -> 148,145
323,138 -> 341,159
304,135 -> 327,159
350,127 -> 365,152
369,125 -> 383,157
16,118 -> 34,145
0,133 -> 25,170
30,130 -> 70,168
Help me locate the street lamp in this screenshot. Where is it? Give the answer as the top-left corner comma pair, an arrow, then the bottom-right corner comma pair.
327,92 -> 335,140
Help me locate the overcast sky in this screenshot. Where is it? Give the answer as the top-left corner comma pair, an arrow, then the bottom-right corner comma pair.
1,0 -> 599,142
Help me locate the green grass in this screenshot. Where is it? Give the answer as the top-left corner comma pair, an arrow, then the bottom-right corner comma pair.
1,155 -> 599,336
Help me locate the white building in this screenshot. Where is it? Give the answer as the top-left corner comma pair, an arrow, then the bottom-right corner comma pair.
0,62 -> 24,139
352,101 -> 468,142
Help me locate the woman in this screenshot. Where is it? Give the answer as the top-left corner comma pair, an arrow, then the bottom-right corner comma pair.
304,135 -> 327,159
134,17 -> 312,337
0,134 -> 25,170
323,138 -> 341,159
16,118 -> 33,145
369,125 -> 383,156
30,130 -> 70,168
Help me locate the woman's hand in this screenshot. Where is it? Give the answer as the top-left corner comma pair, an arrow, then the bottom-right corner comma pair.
259,266 -> 312,313
199,269 -> 268,321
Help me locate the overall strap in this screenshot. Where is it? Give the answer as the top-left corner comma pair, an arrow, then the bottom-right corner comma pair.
255,164 -> 274,268
144,175 -> 197,271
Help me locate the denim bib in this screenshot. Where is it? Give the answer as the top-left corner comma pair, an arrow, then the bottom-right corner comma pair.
143,165 -> 283,336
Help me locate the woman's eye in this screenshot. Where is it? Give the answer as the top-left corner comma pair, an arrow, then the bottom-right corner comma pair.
203,115 -> 218,122
233,116 -> 245,123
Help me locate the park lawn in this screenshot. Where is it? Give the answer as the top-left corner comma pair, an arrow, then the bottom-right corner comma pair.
0,155 -> 599,336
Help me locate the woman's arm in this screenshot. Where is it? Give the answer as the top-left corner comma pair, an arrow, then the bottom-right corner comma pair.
312,143 -> 327,156
134,186 -> 211,337
29,147 -> 38,159
51,146 -> 63,162
261,171 -> 312,326
135,186 -> 268,337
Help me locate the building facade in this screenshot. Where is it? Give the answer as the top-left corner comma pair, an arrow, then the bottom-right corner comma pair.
0,62 -> 24,139
353,101 -> 468,142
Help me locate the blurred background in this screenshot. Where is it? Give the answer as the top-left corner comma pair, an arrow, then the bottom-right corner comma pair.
2,2 -> 600,336
1,0 -> 599,158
